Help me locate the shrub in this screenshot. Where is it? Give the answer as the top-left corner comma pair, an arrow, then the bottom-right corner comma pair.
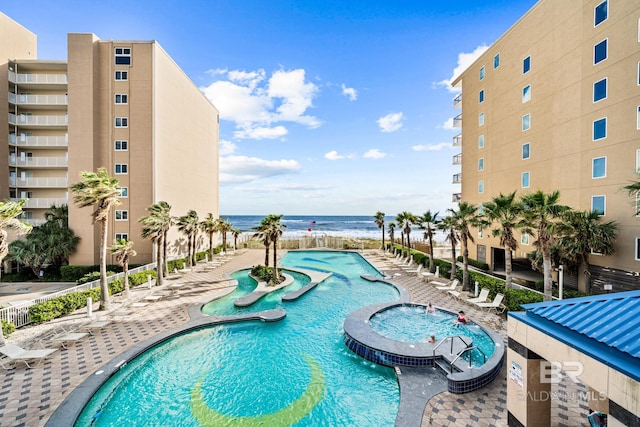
2,320 -> 15,337
76,271 -> 117,285
456,256 -> 489,271
61,265 -> 123,282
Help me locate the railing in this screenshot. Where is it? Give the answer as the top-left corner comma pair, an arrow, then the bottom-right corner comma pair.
452,173 -> 462,184
453,114 -> 462,127
9,134 -> 68,147
453,93 -> 462,108
452,153 -> 462,165
9,156 -> 68,167
0,263 -> 157,329
8,71 -> 68,84
21,218 -> 47,226
9,177 -> 68,187
10,198 -> 68,209
8,113 -> 68,126
452,134 -> 462,146
450,346 -> 487,371
8,93 -> 67,105
452,193 -> 462,203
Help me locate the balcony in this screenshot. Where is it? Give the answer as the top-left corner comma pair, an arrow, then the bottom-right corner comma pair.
8,71 -> 67,85
453,114 -> 462,128
452,193 -> 462,203
10,197 -> 68,209
9,177 -> 68,188
9,156 -> 68,168
8,113 -> 68,128
9,134 -> 68,148
453,134 -> 462,146
453,93 -> 462,108
21,218 -> 47,226
8,93 -> 67,108
452,173 -> 462,184
452,153 -> 462,165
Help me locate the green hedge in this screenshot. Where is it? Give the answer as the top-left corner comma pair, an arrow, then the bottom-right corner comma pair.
28,270 -> 157,324
456,256 -> 490,271
60,265 -> 123,282
76,271 -> 117,285
2,320 -> 16,338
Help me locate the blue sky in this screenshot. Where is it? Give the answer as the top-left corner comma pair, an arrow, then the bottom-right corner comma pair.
2,0 -> 537,216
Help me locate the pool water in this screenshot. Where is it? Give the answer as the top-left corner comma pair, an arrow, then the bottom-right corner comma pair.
369,305 -> 495,367
76,251 -> 401,426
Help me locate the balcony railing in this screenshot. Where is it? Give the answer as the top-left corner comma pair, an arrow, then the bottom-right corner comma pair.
8,71 -> 68,85
9,134 -> 68,147
453,114 -> 462,128
452,153 -> 462,165
452,173 -> 462,184
452,193 -> 462,203
20,218 -> 47,226
8,93 -> 67,106
10,198 -> 68,209
8,113 -> 68,126
9,156 -> 68,167
452,134 -> 462,146
453,93 -> 462,108
9,177 -> 68,188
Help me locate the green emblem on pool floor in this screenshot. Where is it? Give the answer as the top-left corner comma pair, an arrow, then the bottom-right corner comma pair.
190,354 -> 325,426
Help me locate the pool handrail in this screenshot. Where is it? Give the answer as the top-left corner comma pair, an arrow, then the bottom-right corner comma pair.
450,345 -> 487,372
432,335 -> 472,357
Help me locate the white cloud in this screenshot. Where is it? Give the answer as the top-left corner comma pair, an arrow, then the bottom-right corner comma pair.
437,44 -> 490,92
412,142 -> 452,151
219,155 -> 301,183
236,183 -> 331,193
441,117 -> 456,130
219,139 -> 237,155
341,84 -> 357,101
363,148 -> 386,159
377,112 -> 404,133
324,150 -> 355,160
201,68 -> 321,140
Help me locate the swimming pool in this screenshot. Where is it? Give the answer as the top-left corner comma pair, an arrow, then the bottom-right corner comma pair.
74,251 -> 403,426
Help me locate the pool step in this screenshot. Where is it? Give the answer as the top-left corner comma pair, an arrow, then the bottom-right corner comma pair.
433,357 -> 462,375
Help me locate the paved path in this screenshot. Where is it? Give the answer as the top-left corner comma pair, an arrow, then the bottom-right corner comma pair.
0,249 -> 588,427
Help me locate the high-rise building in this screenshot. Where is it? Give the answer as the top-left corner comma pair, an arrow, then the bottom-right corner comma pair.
2,13 -> 220,266
451,0 -> 640,293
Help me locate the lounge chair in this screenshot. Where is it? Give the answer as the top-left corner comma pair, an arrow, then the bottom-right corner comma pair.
405,264 -> 423,274
0,344 -> 57,369
448,290 -> 469,301
38,326 -> 88,349
435,279 -> 459,291
474,293 -> 505,313
466,288 -> 490,305
82,320 -> 112,335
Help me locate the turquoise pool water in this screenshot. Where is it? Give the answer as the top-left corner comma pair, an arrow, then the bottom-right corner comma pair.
369,305 -> 495,367
76,251 -> 401,426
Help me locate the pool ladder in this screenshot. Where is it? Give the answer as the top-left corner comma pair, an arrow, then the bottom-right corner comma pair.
432,335 -> 487,373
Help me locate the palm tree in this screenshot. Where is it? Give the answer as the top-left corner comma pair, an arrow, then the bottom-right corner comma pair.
265,214 -> 286,283
623,178 -> 640,215
216,218 -> 233,253
388,221 -> 396,249
374,211 -> 385,250
110,239 -> 137,298
231,228 -> 242,251
521,190 -> 568,301
556,209 -> 617,293
252,217 -> 272,266
200,213 -> 217,260
438,215 -> 459,280
418,210 -> 439,273
71,168 -> 121,311
396,211 -> 416,257
482,192 -> 524,289
448,202 -> 479,291
139,202 -> 172,286
177,210 -> 199,267
0,199 -> 32,279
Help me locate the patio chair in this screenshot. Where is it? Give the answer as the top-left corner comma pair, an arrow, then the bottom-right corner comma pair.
0,344 -> 57,369
474,293 -> 505,313
435,279 -> 459,291
466,288 -> 490,305
38,326 -> 88,349
404,264 -> 423,274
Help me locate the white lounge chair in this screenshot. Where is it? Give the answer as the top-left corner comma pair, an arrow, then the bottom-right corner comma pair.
435,279 -> 460,291
404,264 -> 422,274
474,293 -> 506,313
0,344 -> 57,369
466,288 -> 490,305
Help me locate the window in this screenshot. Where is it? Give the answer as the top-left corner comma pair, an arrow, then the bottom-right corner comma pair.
592,196 -> 606,215
522,85 -> 531,103
594,1 -> 608,26
637,106 -> 640,130
117,187 -> 128,198
593,117 -> 607,140
479,112 -> 485,126
521,172 -> 530,188
521,233 -> 530,245
114,140 -> 128,151
594,39 -> 607,64
115,70 -> 128,81
522,143 -> 530,159
115,233 -> 128,242
115,210 -> 128,221
479,66 -> 485,80
493,53 -> 500,69
478,158 -> 485,171
478,203 -> 484,215
636,149 -> 640,173
522,114 -> 531,131
115,94 -> 128,104
478,180 -> 484,194
478,135 -> 484,149
479,90 -> 485,103
593,78 -> 607,102
638,62 -> 640,85
115,47 -> 131,65
115,117 -> 128,128
592,157 -> 606,178
523,56 -> 531,74
115,163 -> 128,174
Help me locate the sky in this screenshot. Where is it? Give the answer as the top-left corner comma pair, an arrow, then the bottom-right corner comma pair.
2,0 -> 538,216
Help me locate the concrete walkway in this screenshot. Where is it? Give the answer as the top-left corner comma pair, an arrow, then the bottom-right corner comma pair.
0,249 -> 588,427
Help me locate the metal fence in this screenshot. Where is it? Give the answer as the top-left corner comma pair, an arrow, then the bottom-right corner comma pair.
241,236 -> 381,251
0,263 -> 157,329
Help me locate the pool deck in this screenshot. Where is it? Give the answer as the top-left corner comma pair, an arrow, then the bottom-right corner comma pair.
0,249 -> 587,427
